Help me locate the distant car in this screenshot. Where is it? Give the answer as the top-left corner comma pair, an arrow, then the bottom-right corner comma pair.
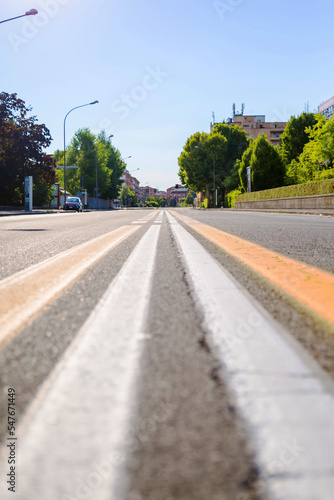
64,197 -> 83,212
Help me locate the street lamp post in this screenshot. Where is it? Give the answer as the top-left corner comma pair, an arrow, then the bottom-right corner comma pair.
0,9 -> 38,24
63,100 -> 98,206
195,146 -> 216,208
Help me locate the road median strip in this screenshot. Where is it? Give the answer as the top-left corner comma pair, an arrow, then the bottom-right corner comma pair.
170,210 -> 334,327
0,224 -> 141,346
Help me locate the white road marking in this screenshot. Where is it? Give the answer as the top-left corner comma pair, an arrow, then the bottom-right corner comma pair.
0,225 -> 140,345
166,210 -> 334,500
0,224 -> 161,500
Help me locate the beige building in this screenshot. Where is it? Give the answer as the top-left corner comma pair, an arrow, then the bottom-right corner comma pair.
318,95 -> 334,119
212,113 -> 287,146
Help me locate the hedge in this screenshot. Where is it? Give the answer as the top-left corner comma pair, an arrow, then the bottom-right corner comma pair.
236,178 -> 334,203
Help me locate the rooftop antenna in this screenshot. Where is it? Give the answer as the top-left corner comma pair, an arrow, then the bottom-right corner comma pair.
212,111 -> 215,124
232,103 -> 236,117
241,103 -> 245,115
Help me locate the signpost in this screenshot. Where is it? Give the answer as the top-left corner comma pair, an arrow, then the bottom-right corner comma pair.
247,167 -> 252,193
24,176 -> 33,212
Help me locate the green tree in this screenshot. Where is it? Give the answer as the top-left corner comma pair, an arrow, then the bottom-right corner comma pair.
281,112 -> 318,165
211,123 -> 249,178
240,135 -> 285,191
120,186 -> 137,206
55,129 -> 125,199
286,115 -> 334,183
238,140 -> 255,191
0,92 -> 55,206
178,131 -> 227,204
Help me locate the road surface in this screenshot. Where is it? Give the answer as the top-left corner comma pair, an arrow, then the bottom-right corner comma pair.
0,208 -> 333,500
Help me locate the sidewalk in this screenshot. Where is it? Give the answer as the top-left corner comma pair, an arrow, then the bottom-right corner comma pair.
0,209 -> 61,217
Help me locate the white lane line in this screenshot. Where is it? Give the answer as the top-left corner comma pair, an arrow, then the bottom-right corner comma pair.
166,211 -> 334,500
0,225 -> 140,345
153,210 -> 164,223
0,224 -> 161,500
131,211 -> 163,225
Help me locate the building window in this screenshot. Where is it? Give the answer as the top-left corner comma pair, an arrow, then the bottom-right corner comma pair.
273,124 -> 277,128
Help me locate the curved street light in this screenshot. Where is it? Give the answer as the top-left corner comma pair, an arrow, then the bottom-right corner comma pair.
195,145 -> 216,208
0,9 -> 38,24
63,100 -> 98,206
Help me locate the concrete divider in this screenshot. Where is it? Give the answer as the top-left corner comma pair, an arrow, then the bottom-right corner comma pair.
235,193 -> 334,210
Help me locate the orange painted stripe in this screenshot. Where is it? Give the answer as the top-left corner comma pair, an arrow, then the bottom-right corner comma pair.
0,225 -> 140,346
171,211 -> 334,326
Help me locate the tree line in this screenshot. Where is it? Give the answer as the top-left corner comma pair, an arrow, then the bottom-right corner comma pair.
178,112 -> 334,207
54,128 -> 126,202
0,92 -> 129,207
0,92 -> 55,206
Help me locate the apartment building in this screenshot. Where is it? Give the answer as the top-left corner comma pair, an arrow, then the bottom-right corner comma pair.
318,95 -> 334,119
167,184 -> 189,206
138,186 -> 156,203
156,190 -> 167,199
211,107 -> 287,146
232,115 -> 286,146
121,170 -> 140,198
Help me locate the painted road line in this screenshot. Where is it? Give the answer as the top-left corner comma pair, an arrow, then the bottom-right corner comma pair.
0,223 -> 161,500
167,211 -> 334,500
170,210 -> 334,327
0,225 -> 140,346
131,211 -> 161,224
153,210 -> 164,223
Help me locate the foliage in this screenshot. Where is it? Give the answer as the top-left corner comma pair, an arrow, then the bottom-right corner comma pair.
285,116 -> 334,184
33,183 -> 53,206
182,192 -> 194,206
178,124 -> 248,205
224,160 -> 241,192
120,186 -> 137,206
55,129 -> 125,199
178,131 -> 228,203
236,178 -> 334,202
238,135 -> 285,191
211,123 -> 249,180
226,188 -> 242,207
281,112 -> 319,165
0,92 -> 55,206
145,196 -> 159,207
238,141 -> 254,192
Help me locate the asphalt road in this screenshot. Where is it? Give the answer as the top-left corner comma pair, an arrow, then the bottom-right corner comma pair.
0,208 -> 333,500
176,209 -> 334,273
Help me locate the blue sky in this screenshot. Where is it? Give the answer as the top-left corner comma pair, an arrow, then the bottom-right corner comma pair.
2,0 -> 334,190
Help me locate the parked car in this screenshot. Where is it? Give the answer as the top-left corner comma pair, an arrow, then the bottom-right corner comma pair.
64,197 -> 83,212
